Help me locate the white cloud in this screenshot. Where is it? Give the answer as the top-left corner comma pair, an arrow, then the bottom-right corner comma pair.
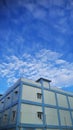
21,2 -> 47,20
37,0 -> 64,8
0,49 -> 73,89
55,59 -> 67,64
36,49 -> 62,61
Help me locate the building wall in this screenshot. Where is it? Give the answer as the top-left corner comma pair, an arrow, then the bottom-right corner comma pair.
20,104 -> 43,124
42,80 -> 50,89
0,98 -> 4,111
13,86 -> 20,103
44,90 -> 56,105
0,78 -> 73,130
57,93 -> 68,108
9,105 -> 17,124
47,129 -> 59,130
59,109 -> 72,126
0,84 -> 20,130
5,92 -> 12,109
0,104 -> 18,126
36,128 -> 43,130
45,107 -> 59,126
68,96 -> 73,108
22,85 -> 42,103
21,78 -> 41,87
1,108 -> 10,126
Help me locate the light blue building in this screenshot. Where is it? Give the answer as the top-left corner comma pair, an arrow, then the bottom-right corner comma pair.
0,78 -> 73,130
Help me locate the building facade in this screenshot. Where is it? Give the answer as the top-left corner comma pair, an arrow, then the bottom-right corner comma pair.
0,78 -> 73,130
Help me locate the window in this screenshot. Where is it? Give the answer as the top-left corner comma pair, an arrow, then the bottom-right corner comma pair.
7,96 -> 10,99
1,101 -> 4,104
14,91 -> 18,94
37,93 -> 42,99
0,94 -> 2,97
12,110 -> 16,121
37,112 -> 43,119
4,114 -> 7,121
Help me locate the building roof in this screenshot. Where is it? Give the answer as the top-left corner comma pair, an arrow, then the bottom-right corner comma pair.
36,77 -> 51,82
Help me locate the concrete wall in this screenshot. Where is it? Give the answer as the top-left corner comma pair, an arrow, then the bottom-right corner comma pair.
42,81 -> 50,89
1,78 -> 73,130
59,110 -> 72,126
68,96 -> 73,108
36,129 -> 43,130
0,86 -> 20,111
0,112 -> 2,127
45,107 -> 59,125
47,129 -> 59,130
21,78 -> 41,87
0,112 -> 1,123
12,86 -> 19,103
22,85 -> 42,103
9,129 -> 16,130
0,99 -> 4,111
20,104 -> 43,124
5,93 -> 12,108
9,105 -> 17,124
0,108 -> 10,127
0,104 -> 18,127
57,94 -> 68,108
44,90 -> 56,105
19,128 -> 23,130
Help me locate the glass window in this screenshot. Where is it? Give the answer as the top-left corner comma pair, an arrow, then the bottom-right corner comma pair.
14,91 -> 18,94
4,114 -> 7,121
37,93 -> 42,99
37,112 -> 43,119
12,111 -> 16,121
7,96 -> 10,99
1,101 -> 4,103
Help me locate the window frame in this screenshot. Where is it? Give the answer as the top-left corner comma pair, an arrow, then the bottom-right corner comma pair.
4,114 -> 8,121
12,110 -> 16,121
37,112 -> 43,119
37,93 -> 42,99
14,91 -> 18,94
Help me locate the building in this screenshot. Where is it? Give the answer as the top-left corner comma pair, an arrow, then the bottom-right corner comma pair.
0,77 -> 73,130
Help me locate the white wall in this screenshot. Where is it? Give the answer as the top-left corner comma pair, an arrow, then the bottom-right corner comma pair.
45,107 -> 59,125
0,112 -> 2,127
12,87 -> 19,103
19,128 -> 23,130
46,129 -> 59,130
35,128 -> 43,130
1,109 -> 10,126
68,96 -> 73,109
0,99 -> 4,111
47,129 -> 59,130
5,93 -> 12,108
22,85 -> 42,103
59,110 -> 72,126
44,90 -> 56,105
9,129 -> 16,130
42,81 -> 50,89
71,111 -> 73,122
36,129 -> 43,130
57,94 -> 68,108
21,78 -> 41,87
20,104 -> 43,124
9,105 -> 17,124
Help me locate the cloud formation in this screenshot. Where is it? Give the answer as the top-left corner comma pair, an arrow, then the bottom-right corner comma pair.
0,49 -> 73,88
0,0 -> 73,92
0,0 -> 73,49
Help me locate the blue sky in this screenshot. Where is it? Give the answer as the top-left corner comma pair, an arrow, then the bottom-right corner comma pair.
0,0 -> 73,93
